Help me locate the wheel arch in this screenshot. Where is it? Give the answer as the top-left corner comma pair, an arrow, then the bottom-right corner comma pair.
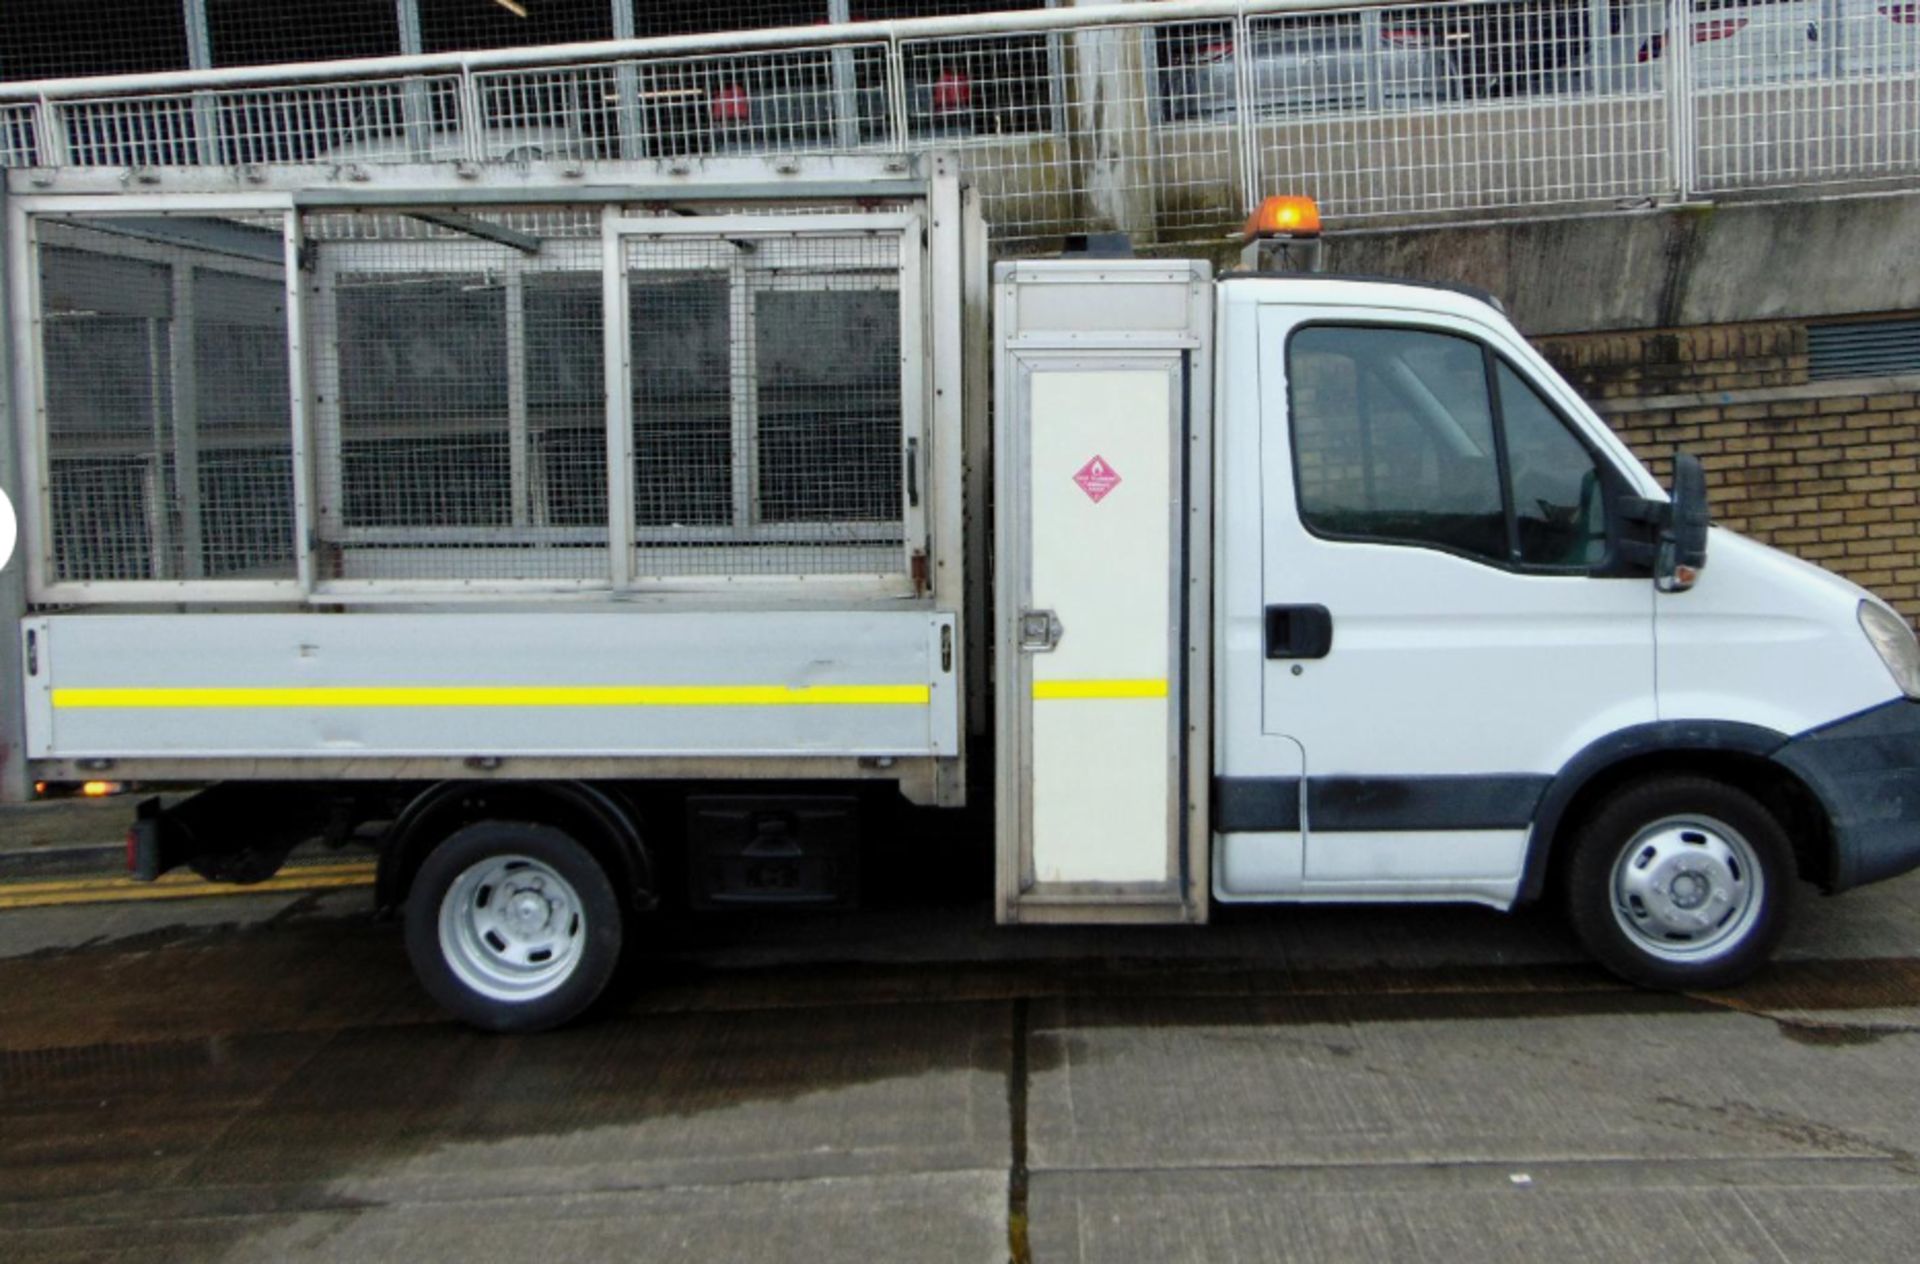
378,780 -> 656,914
1517,721 -> 1834,905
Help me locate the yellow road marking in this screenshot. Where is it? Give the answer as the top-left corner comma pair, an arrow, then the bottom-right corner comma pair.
1032,678 -> 1169,701
53,684 -> 930,710
0,862 -> 376,910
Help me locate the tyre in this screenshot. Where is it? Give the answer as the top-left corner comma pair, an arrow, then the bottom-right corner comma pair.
404,821 -> 624,1032
1564,775 -> 1795,990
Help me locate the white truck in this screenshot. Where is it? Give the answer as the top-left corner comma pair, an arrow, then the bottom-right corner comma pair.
4,154 -> 1918,1030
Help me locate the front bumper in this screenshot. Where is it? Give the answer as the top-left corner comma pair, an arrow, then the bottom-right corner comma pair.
1774,698 -> 1920,892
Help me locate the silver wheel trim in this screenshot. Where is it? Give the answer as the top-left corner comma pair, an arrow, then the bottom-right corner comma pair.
1609,813 -> 1766,964
437,854 -> 588,1004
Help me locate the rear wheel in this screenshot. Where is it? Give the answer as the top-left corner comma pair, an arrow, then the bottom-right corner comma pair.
404,821 -> 623,1032
1565,775 -> 1794,990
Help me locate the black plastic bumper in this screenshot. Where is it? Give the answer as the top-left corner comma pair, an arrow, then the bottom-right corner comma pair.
1774,698 -> 1920,892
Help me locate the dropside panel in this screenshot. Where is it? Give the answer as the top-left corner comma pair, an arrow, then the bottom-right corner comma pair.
23,610 -> 958,761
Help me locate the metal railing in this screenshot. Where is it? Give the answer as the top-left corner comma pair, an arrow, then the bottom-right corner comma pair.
3,0 -> 1917,244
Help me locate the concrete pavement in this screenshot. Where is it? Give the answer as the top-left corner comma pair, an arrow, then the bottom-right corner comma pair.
3,851 -> 1920,1261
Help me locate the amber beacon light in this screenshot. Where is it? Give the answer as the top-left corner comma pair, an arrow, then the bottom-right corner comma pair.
1243,195 -> 1322,241
1240,196 -> 1325,273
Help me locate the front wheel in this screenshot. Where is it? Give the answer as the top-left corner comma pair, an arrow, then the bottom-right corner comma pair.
404,821 -> 623,1032
1565,775 -> 1795,990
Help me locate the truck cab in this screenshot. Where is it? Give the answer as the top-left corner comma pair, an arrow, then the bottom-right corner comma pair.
994,208 -> 1920,993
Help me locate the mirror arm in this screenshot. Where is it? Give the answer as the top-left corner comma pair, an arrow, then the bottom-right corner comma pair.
1614,495 -> 1667,571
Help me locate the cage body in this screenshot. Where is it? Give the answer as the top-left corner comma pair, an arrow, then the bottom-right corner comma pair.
8,153 -> 979,807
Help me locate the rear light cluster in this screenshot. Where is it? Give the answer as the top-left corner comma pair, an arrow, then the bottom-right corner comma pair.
711,83 -> 751,123
1636,16 -> 1751,62
930,70 -> 972,114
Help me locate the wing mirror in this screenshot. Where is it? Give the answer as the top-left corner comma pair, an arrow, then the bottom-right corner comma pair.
1658,451 -> 1710,593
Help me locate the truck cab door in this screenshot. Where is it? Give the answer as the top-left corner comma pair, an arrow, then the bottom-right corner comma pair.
1227,302 -> 1657,906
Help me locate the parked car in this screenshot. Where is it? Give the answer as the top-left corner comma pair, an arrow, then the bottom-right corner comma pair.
1165,16 -> 1456,118
1636,0 -> 1919,86
1441,0 -> 1593,97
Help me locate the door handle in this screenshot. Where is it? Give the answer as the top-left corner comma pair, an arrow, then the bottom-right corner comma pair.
1265,604 -> 1333,659
1018,609 -> 1064,653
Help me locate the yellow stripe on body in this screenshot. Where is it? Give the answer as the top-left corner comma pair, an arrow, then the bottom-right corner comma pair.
1031,678 -> 1169,701
51,684 -> 931,710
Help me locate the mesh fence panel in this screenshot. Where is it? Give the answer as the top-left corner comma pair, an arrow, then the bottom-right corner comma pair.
1245,2 -> 1668,221
7,1 -> 1920,233
1690,0 -> 1920,191
308,211 -> 609,583
38,217 -> 295,585
0,105 -> 39,166
625,232 -> 906,579
58,76 -> 464,166
474,44 -> 895,163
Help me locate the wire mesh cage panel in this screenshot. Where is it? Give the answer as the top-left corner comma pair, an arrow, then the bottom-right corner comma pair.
623,231 -> 909,580
305,210 -> 609,585
35,216 -> 295,587
1689,0 -> 1920,191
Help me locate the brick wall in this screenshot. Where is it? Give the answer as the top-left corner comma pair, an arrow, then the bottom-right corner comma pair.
1534,318 -> 1920,624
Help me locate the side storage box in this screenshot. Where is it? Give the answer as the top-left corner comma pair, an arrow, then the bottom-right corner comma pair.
992,259 -> 1214,925
687,794 -> 861,909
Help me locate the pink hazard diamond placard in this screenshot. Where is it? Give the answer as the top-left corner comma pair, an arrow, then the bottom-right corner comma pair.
1072,455 -> 1122,503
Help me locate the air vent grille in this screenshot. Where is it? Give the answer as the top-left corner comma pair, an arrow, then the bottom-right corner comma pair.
1808,317 -> 1920,382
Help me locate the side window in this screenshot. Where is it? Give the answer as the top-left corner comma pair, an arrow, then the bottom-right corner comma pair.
1498,362 -> 1608,569
1287,324 -> 1618,572
1289,325 -> 1508,564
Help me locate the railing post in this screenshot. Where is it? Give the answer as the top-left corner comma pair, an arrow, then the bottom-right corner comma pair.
827,0 -> 862,150
184,0 -> 220,165
886,40 -> 908,152
610,0 -> 643,162
1663,0 -> 1697,199
35,97 -> 66,168
397,0 -> 431,160
459,64 -> 485,162
1360,10 -> 1383,113
1235,12 -> 1259,214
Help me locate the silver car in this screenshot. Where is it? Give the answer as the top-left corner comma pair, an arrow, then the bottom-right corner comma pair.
1635,0 -> 1919,87
1167,16 -> 1456,118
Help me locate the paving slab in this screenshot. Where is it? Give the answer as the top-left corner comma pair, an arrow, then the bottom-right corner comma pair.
1028,1162 -> 1920,1263
1024,992 -> 1920,1172
0,1169 -> 1009,1264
